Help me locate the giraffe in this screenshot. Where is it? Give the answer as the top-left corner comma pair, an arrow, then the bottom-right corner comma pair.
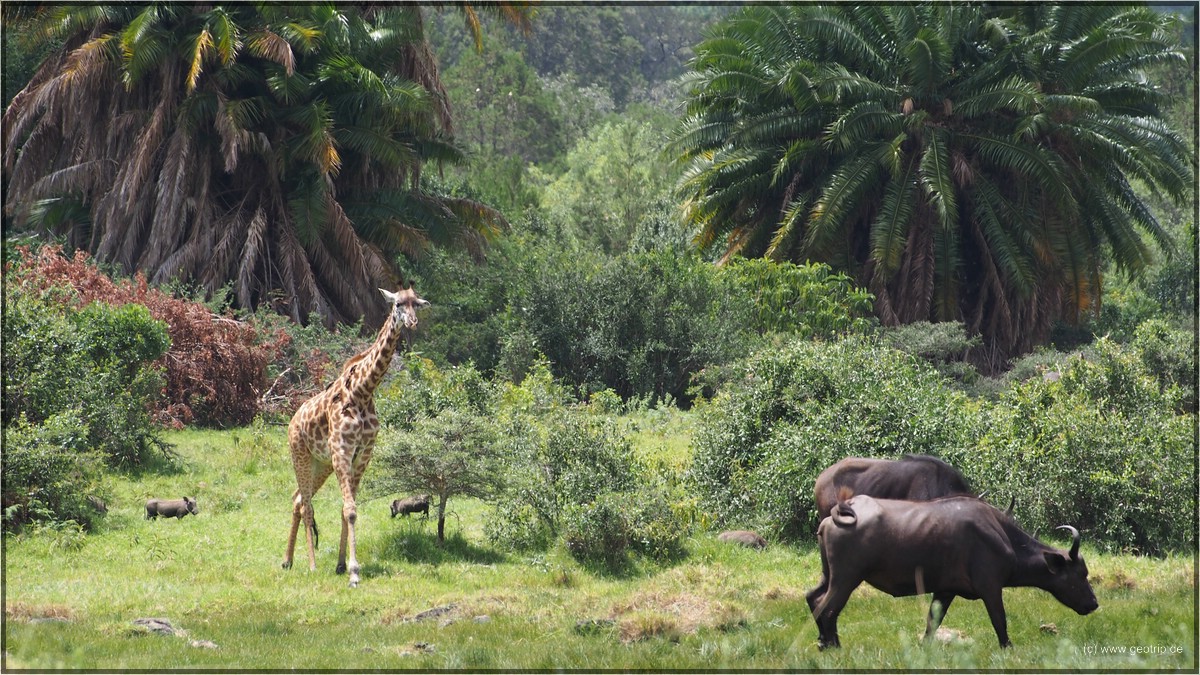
282,286 -> 429,587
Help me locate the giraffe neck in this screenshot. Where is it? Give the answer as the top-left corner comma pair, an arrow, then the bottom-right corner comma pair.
343,312 -> 407,401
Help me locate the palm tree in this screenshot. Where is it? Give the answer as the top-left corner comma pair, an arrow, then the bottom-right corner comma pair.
3,3 -> 532,326
672,4 -> 1193,368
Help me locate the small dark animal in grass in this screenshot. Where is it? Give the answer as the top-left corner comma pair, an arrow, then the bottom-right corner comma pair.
813,455 -> 973,520
86,495 -> 108,514
145,497 -> 198,520
806,494 -> 1097,649
390,495 -> 430,519
717,530 -> 767,550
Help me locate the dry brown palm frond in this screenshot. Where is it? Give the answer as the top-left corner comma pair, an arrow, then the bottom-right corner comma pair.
716,223 -> 756,266
304,233 -> 367,323
118,84 -> 174,213
278,223 -> 323,324
153,128 -> 196,236
396,40 -> 452,134
865,259 -> 900,326
7,122 -> 64,200
246,29 -> 295,76
26,159 -> 109,199
326,196 -> 372,290
237,207 -> 269,310
2,52 -> 70,166
215,93 -> 248,173
205,205 -> 249,291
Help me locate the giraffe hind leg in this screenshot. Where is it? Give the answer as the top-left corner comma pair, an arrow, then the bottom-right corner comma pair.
283,489 -> 302,570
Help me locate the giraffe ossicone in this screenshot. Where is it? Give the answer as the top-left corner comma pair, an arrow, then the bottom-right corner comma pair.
282,285 -> 428,587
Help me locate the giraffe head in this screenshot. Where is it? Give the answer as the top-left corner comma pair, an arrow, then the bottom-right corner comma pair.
379,286 -> 429,329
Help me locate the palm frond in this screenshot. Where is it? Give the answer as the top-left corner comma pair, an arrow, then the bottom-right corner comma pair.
918,128 -> 957,231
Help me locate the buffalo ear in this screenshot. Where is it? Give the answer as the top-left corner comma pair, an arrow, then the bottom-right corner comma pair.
1043,551 -> 1067,574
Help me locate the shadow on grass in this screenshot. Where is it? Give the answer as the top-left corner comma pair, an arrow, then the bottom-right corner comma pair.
571,547 -> 691,580
113,439 -> 186,478
376,527 -> 507,566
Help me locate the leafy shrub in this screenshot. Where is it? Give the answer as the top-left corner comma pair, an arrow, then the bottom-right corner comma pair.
880,320 -> 984,388
561,496 -> 630,567
690,335 -> 983,540
7,245 -> 286,427
972,339 -> 1195,554
3,282 -> 169,467
487,396 -> 688,562
1131,318 -> 1196,413
2,412 -> 105,533
723,259 -> 876,338
376,355 -> 494,429
508,248 -> 746,403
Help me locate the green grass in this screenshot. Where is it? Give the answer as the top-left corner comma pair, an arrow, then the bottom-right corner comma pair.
4,423 -> 1196,670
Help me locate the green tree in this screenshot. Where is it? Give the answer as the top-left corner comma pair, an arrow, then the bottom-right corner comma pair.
672,4 -> 1193,369
373,409 -> 506,543
440,41 -> 566,214
3,4 -> 529,327
533,111 -> 678,254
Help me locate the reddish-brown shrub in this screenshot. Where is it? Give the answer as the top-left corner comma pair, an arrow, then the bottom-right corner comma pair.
7,245 -> 290,427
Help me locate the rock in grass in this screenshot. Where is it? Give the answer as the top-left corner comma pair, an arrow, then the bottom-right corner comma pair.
189,640 -> 218,649
131,618 -> 184,637
410,603 -> 457,622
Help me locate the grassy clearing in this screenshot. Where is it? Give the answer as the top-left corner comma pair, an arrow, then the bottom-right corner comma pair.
3,423 -> 1196,670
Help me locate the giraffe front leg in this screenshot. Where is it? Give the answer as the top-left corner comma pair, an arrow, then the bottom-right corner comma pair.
331,439 -> 361,587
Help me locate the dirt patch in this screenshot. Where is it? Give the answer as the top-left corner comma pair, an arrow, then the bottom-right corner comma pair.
761,586 -> 800,602
5,602 -> 75,623
608,591 -> 746,643
1095,570 -> 1138,591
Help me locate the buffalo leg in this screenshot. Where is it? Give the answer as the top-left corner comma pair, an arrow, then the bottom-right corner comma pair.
981,589 -> 1011,648
923,592 -> 955,641
807,531 -> 833,613
805,575 -> 828,614
813,578 -> 859,650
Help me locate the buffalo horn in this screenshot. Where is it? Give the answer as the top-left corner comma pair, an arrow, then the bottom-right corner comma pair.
1056,525 -> 1080,560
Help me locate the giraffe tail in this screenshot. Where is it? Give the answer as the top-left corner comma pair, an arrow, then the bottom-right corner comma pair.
309,517 -> 319,551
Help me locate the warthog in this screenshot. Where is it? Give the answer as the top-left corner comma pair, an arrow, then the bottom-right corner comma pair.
145,497 -> 198,520
390,494 -> 430,519
717,530 -> 767,549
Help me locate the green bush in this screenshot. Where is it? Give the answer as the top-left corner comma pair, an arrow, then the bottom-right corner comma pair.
508,248 -> 746,403
561,496 -> 630,567
972,339 -> 1195,554
723,259 -> 876,339
2,413 -> 106,533
689,335 -> 983,540
486,396 -> 688,562
2,285 -> 170,531
3,285 -> 170,467
1131,318 -> 1196,413
559,490 -> 688,568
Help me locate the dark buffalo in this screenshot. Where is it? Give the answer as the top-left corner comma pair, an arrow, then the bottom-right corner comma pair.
390,494 -> 430,519
806,494 -> 1097,649
813,455 -> 972,520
